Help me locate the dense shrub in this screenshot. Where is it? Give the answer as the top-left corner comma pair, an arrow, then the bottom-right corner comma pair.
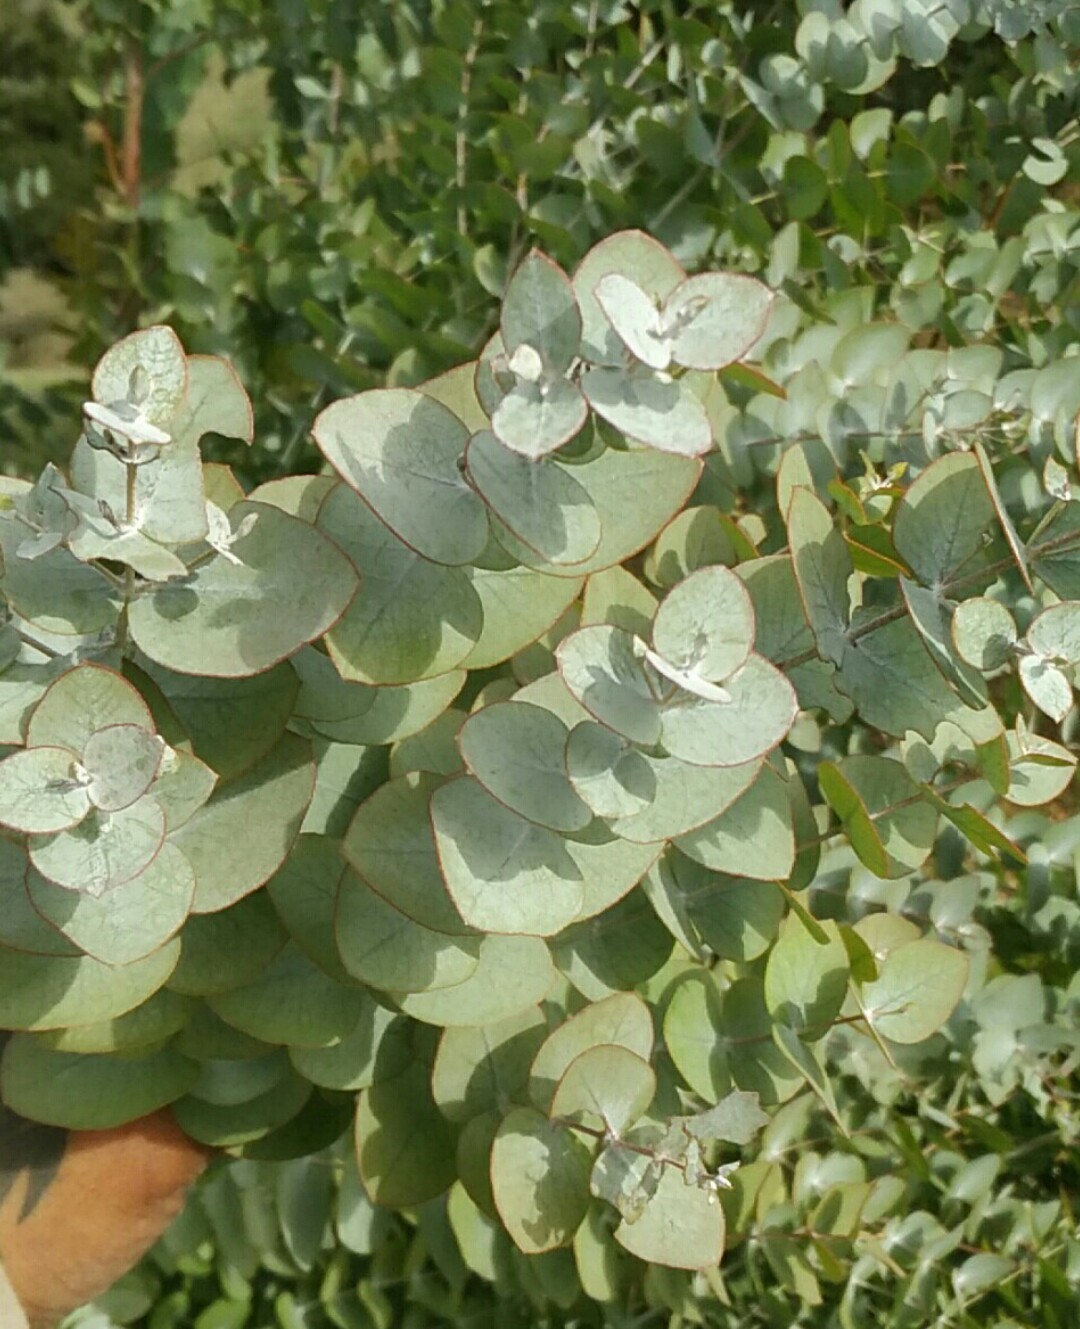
0,3 -> 1078,1327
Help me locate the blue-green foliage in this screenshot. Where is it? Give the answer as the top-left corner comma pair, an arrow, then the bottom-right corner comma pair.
1,2 -> 1079,1327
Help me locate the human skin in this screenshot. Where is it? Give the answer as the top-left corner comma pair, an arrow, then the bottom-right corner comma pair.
0,1102 -> 211,1329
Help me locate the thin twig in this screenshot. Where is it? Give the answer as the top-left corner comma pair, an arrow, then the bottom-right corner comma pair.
455,13 -> 485,237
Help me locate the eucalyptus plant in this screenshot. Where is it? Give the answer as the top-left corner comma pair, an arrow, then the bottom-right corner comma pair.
2,229 -> 1079,1299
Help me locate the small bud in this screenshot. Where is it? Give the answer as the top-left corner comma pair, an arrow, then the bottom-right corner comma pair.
206,502 -> 258,566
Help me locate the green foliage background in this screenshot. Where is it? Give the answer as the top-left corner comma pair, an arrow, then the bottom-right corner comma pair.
1,1 -> 1080,1326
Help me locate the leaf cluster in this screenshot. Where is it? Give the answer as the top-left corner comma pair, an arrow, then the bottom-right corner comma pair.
0,2 -> 1078,1326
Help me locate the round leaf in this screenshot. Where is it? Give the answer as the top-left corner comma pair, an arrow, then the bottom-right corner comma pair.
652,566 -> 755,683
459,701 -> 590,832
608,755 -> 761,843
431,777 -> 585,935
265,833 -> 352,982
530,992 -> 654,1111
432,1009 -> 548,1123
491,378 -> 589,459
1004,729 -> 1077,807
859,938 -> 968,1043
394,934 -> 555,1028
356,1059 -> 459,1206
318,482 -> 482,685
574,232 -> 684,366
136,657 -> 298,781
501,251 -> 582,372
27,841 -> 195,965
550,1044 -> 655,1136
466,430 -> 601,566
0,746 -> 89,833
91,325 -> 188,427
594,274 -> 670,369
30,795 -> 167,897
952,597 -> 1017,670
1019,653 -> 1073,723
208,942 -> 365,1048
167,893 -> 286,996
336,870 -> 481,992
312,388 -> 488,566
81,723 -> 164,812
664,272 -> 773,370
289,1001 -> 410,1091
461,564 -> 583,670
548,447 -> 702,578
660,653 -> 797,767
612,1160 -> 725,1269
675,765 -> 795,880
0,1035 -> 197,1129
28,663 -> 155,754
764,916 -> 849,1039
557,625 -> 660,746
0,521 -> 119,635
176,733 -> 315,914
582,369 -> 712,457
1029,601 -> 1080,664
565,721 -> 656,819
130,501 -> 358,679
492,1107 -> 592,1253
343,773 -> 472,936
174,1070 -> 312,1147
0,941 -> 179,1030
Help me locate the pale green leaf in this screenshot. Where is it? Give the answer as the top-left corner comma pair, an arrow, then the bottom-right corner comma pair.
318,483 -> 482,685
91,326 -> 188,428
313,388 -> 488,566
466,430 -> 600,565
892,453 -> 994,586
859,938 -> 968,1043
343,772 -> 472,935
356,1059 -> 459,1205
652,565 -> 755,683
81,723 -> 163,813
0,940 -> 178,1030
613,1162 -> 725,1269
0,745 -> 89,833
557,625 -> 660,745
175,733 -> 314,913
209,942 -> 365,1047
130,501 -> 358,679
394,934 -> 555,1028
0,1035 -> 197,1129
582,369 -> 712,457
492,378 -> 588,459
952,597 -> 1017,670
28,663 -> 154,753
336,869 -> 481,992
135,657 -> 298,781
659,653 -> 797,767
432,1009 -> 548,1123
492,1107 -> 591,1252
530,992 -> 654,1110
460,565 -> 583,670
459,701 -> 590,833
565,721 -> 656,820
27,840 -> 194,965
30,794 -> 166,897
549,1044 -> 655,1136
167,893 -> 286,996
675,765 -> 795,880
